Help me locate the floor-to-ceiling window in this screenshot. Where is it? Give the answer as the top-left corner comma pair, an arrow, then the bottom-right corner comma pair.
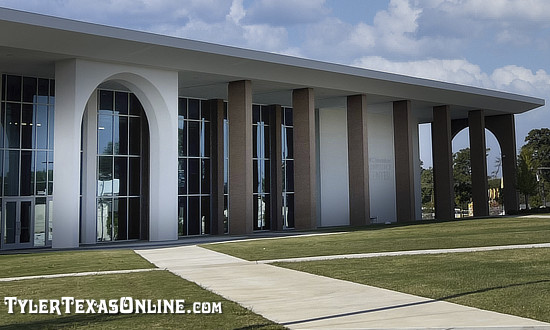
253,105 -> 271,230
0,74 -> 55,249
281,107 -> 294,229
223,103 -> 229,233
96,90 -> 147,241
178,98 -> 211,236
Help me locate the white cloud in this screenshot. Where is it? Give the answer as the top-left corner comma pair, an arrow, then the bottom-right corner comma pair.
353,56 -> 493,89
243,0 -> 329,26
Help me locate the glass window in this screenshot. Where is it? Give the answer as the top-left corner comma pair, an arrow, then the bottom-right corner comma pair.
35,151 -> 47,195
114,198 -> 127,240
6,75 -> 21,102
128,157 -> 140,196
98,115 -> 113,155
21,104 -> 33,149
128,197 -> 140,239
129,94 -> 143,116
128,117 -> 141,155
188,99 -> 199,120
98,156 -> 113,196
188,121 -> 199,157
6,103 -> 20,148
20,151 -> 33,196
37,78 -> 49,105
188,196 -> 200,235
114,157 -> 127,196
34,198 -> 46,247
178,196 -> 187,236
35,105 -> 48,149
97,198 -> 112,241
99,90 -> 113,113
115,92 -> 128,115
22,77 -> 37,103
5,150 -> 19,196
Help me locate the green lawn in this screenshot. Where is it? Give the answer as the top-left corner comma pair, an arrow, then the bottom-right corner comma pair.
0,250 -> 154,278
0,250 -> 282,329
276,248 -> 550,323
203,217 -> 550,261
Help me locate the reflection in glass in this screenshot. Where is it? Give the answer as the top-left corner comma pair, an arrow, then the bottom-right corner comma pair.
114,157 -> 127,196
35,151 -> 47,195
128,158 -> 140,196
5,201 -> 16,244
6,103 -> 20,148
98,156 -> 113,196
98,115 -> 113,155
188,159 -> 199,194
35,105 -> 48,149
5,150 -> 19,196
96,198 -> 112,241
178,159 -> 187,195
34,198 -> 46,246
20,151 -> 33,196
21,104 -> 33,149
20,200 -> 32,243
129,117 -> 141,155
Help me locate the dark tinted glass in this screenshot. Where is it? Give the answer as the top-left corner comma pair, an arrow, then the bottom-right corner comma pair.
128,117 -> 141,155
128,197 -> 140,239
284,107 -> 293,126
188,99 -> 199,119
253,105 -> 260,124
115,198 -> 128,240
20,151 -> 33,196
285,128 -> 293,159
114,116 -> 128,155
286,160 -> 294,192
35,105 -> 48,149
6,75 -> 21,102
98,156 -> 113,196
6,103 -> 20,148
35,151 -> 47,195
129,157 -> 140,196
188,196 -> 200,235
178,196 -> 187,236
201,159 -> 210,194
22,77 -> 37,103
200,100 -> 210,121
261,106 -> 271,125
188,158 -> 199,194
114,92 -> 128,115
178,159 -> 187,195
201,196 -> 210,234
188,121 -> 199,157
129,94 -> 143,115
21,104 -> 33,149
99,90 -> 113,113
178,98 -> 187,117
114,157 -> 128,196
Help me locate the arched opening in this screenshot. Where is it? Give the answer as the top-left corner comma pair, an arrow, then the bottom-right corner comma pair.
451,127 -> 503,217
80,82 -> 150,242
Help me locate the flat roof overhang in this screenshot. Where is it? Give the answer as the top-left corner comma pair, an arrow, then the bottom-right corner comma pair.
0,7 -> 545,122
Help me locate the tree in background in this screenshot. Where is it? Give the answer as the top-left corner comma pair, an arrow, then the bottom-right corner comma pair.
453,148 -> 472,211
516,146 -> 539,209
522,128 -> 550,208
421,166 -> 434,215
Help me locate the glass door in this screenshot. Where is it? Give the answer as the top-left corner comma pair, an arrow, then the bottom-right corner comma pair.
2,199 -> 33,249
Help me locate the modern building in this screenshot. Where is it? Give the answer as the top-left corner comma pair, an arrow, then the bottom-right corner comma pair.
0,8 -> 544,250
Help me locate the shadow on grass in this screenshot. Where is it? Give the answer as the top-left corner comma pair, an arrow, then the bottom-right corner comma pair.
281,279 -> 550,326
0,313 -> 135,329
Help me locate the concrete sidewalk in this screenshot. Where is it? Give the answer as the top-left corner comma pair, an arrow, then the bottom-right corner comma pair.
136,245 -> 549,329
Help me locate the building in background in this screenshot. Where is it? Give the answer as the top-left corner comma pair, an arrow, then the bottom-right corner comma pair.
0,8 -> 544,250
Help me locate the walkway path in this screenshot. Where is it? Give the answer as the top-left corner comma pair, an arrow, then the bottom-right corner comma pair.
136,245 -> 550,329
257,242 -> 550,263
0,268 -> 161,282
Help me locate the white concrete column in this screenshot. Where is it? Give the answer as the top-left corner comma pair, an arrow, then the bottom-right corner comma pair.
52,60 -> 82,248
80,92 -> 98,244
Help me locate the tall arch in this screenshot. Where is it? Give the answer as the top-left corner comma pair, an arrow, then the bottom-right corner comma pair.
449,113 -> 518,216
53,59 -> 178,248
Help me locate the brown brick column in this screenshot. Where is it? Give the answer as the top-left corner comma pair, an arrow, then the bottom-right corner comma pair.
293,88 -> 317,230
469,110 -> 489,216
209,99 -> 225,235
432,105 -> 454,220
393,100 -> 415,222
347,95 -> 370,225
269,104 -> 284,230
228,81 -> 253,234
486,114 -> 519,213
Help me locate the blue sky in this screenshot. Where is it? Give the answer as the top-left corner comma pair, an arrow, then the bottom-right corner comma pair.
1,0 -> 548,174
